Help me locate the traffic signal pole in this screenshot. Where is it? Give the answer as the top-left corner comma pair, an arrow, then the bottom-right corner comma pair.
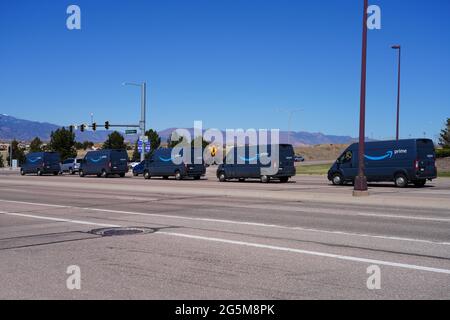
140,82 -> 147,162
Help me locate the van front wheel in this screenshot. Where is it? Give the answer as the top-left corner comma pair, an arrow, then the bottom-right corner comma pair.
79,170 -> 85,177
20,169 -> 25,176
144,171 -> 151,180
175,171 -> 182,181
332,173 -> 344,186
218,172 -> 227,182
37,169 -> 42,176
394,174 -> 408,188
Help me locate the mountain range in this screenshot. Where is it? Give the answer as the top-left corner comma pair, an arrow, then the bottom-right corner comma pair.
0,114 -> 357,146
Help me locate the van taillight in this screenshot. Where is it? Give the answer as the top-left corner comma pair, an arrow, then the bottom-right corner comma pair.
414,160 -> 419,170
108,162 -> 112,168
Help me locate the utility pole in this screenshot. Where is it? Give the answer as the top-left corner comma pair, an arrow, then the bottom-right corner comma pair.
277,108 -> 302,145
392,45 -> 401,140
9,140 -> 13,170
353,0 -> 369,196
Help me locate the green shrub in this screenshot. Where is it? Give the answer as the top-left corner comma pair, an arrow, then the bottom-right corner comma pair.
436,148 -> 450,158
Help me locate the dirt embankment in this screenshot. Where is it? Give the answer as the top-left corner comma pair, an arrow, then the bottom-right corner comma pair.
437,157 -> 450,171
294,144 -> 349,161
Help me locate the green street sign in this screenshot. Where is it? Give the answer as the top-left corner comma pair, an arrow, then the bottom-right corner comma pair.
125,130 -> 137,135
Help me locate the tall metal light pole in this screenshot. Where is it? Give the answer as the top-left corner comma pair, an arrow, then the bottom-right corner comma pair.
354,0 -> 369,196
124,82 -> 147,162
392,45 -> 401,140
277,108 -> 302,145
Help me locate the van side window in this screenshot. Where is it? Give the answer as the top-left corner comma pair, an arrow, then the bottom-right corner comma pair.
340,151 -> 353,163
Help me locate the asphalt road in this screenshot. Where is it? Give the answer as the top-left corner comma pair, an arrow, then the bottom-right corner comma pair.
0,168 -> 449,299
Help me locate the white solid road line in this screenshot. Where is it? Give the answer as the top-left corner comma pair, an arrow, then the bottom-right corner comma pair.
158,232 -> 450,275
0,198 -> 450,246
0,211 -> 120,228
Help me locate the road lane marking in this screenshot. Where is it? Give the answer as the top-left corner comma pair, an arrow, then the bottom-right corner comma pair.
158,232 -> 450,275
2,207 -> 450,275
0,211 -> 120,228
1,199 -> 450,246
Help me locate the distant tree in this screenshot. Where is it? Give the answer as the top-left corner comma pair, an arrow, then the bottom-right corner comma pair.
48,128 -> 77,161
74,142 -> 84,150
82,141 -> 94,150
146,129 -> 161,153
439,118 -> 450,148
29,137 -> 43,153
103,131 -> 126,150
7,140 -> 26,165
167,131 -> 189,148
0,153 -> 4,168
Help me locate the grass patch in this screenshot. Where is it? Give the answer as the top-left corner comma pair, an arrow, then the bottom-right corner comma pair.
296,163 -> 331,175
439,171 -> 450,178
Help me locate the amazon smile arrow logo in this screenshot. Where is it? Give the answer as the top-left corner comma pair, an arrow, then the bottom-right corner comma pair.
365,151 -> 393,161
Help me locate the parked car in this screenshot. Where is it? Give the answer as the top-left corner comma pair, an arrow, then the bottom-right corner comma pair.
294,155 -> 305,162
79,149 -> 129,178
328,139 -> 437,188
60,158 -> 82,175
216,144 -> 296,183
132,160 -> 146,176
20,152 -> 61,176
143,148 -> 206,180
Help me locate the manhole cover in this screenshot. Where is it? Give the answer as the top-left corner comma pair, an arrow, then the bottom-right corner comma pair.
90,227 -> 155,237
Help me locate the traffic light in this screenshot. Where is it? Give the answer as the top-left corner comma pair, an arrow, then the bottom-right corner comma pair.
92,123 -> 97,131
80,124 -> 85,132
105,121 -> 110,130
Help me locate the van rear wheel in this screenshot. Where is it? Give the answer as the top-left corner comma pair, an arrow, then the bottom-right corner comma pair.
261,175 -> 270,183
101,170 -> 108,178
175,171 -> 182,181
280,177 -> 289,183
394,174 -> 408,188
413,180 -> 426,188
37,169 -> 42,176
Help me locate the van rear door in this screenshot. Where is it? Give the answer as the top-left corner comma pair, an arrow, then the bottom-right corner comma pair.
110,150 -> 128,172
416,139 -> 436,178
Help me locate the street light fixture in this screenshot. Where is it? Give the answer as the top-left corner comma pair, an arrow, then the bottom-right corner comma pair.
392,45 -> 401,140
353,0 -> 369,196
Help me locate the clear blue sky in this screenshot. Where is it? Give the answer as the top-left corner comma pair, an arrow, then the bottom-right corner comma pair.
1,0 -> 449,140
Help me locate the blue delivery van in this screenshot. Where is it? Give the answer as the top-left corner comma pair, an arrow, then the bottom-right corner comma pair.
79,149 -> 129,178
143,148 -> 206,180
20,152 -> 61,176
216,144 -> 296,183
327,139 -> 437,188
